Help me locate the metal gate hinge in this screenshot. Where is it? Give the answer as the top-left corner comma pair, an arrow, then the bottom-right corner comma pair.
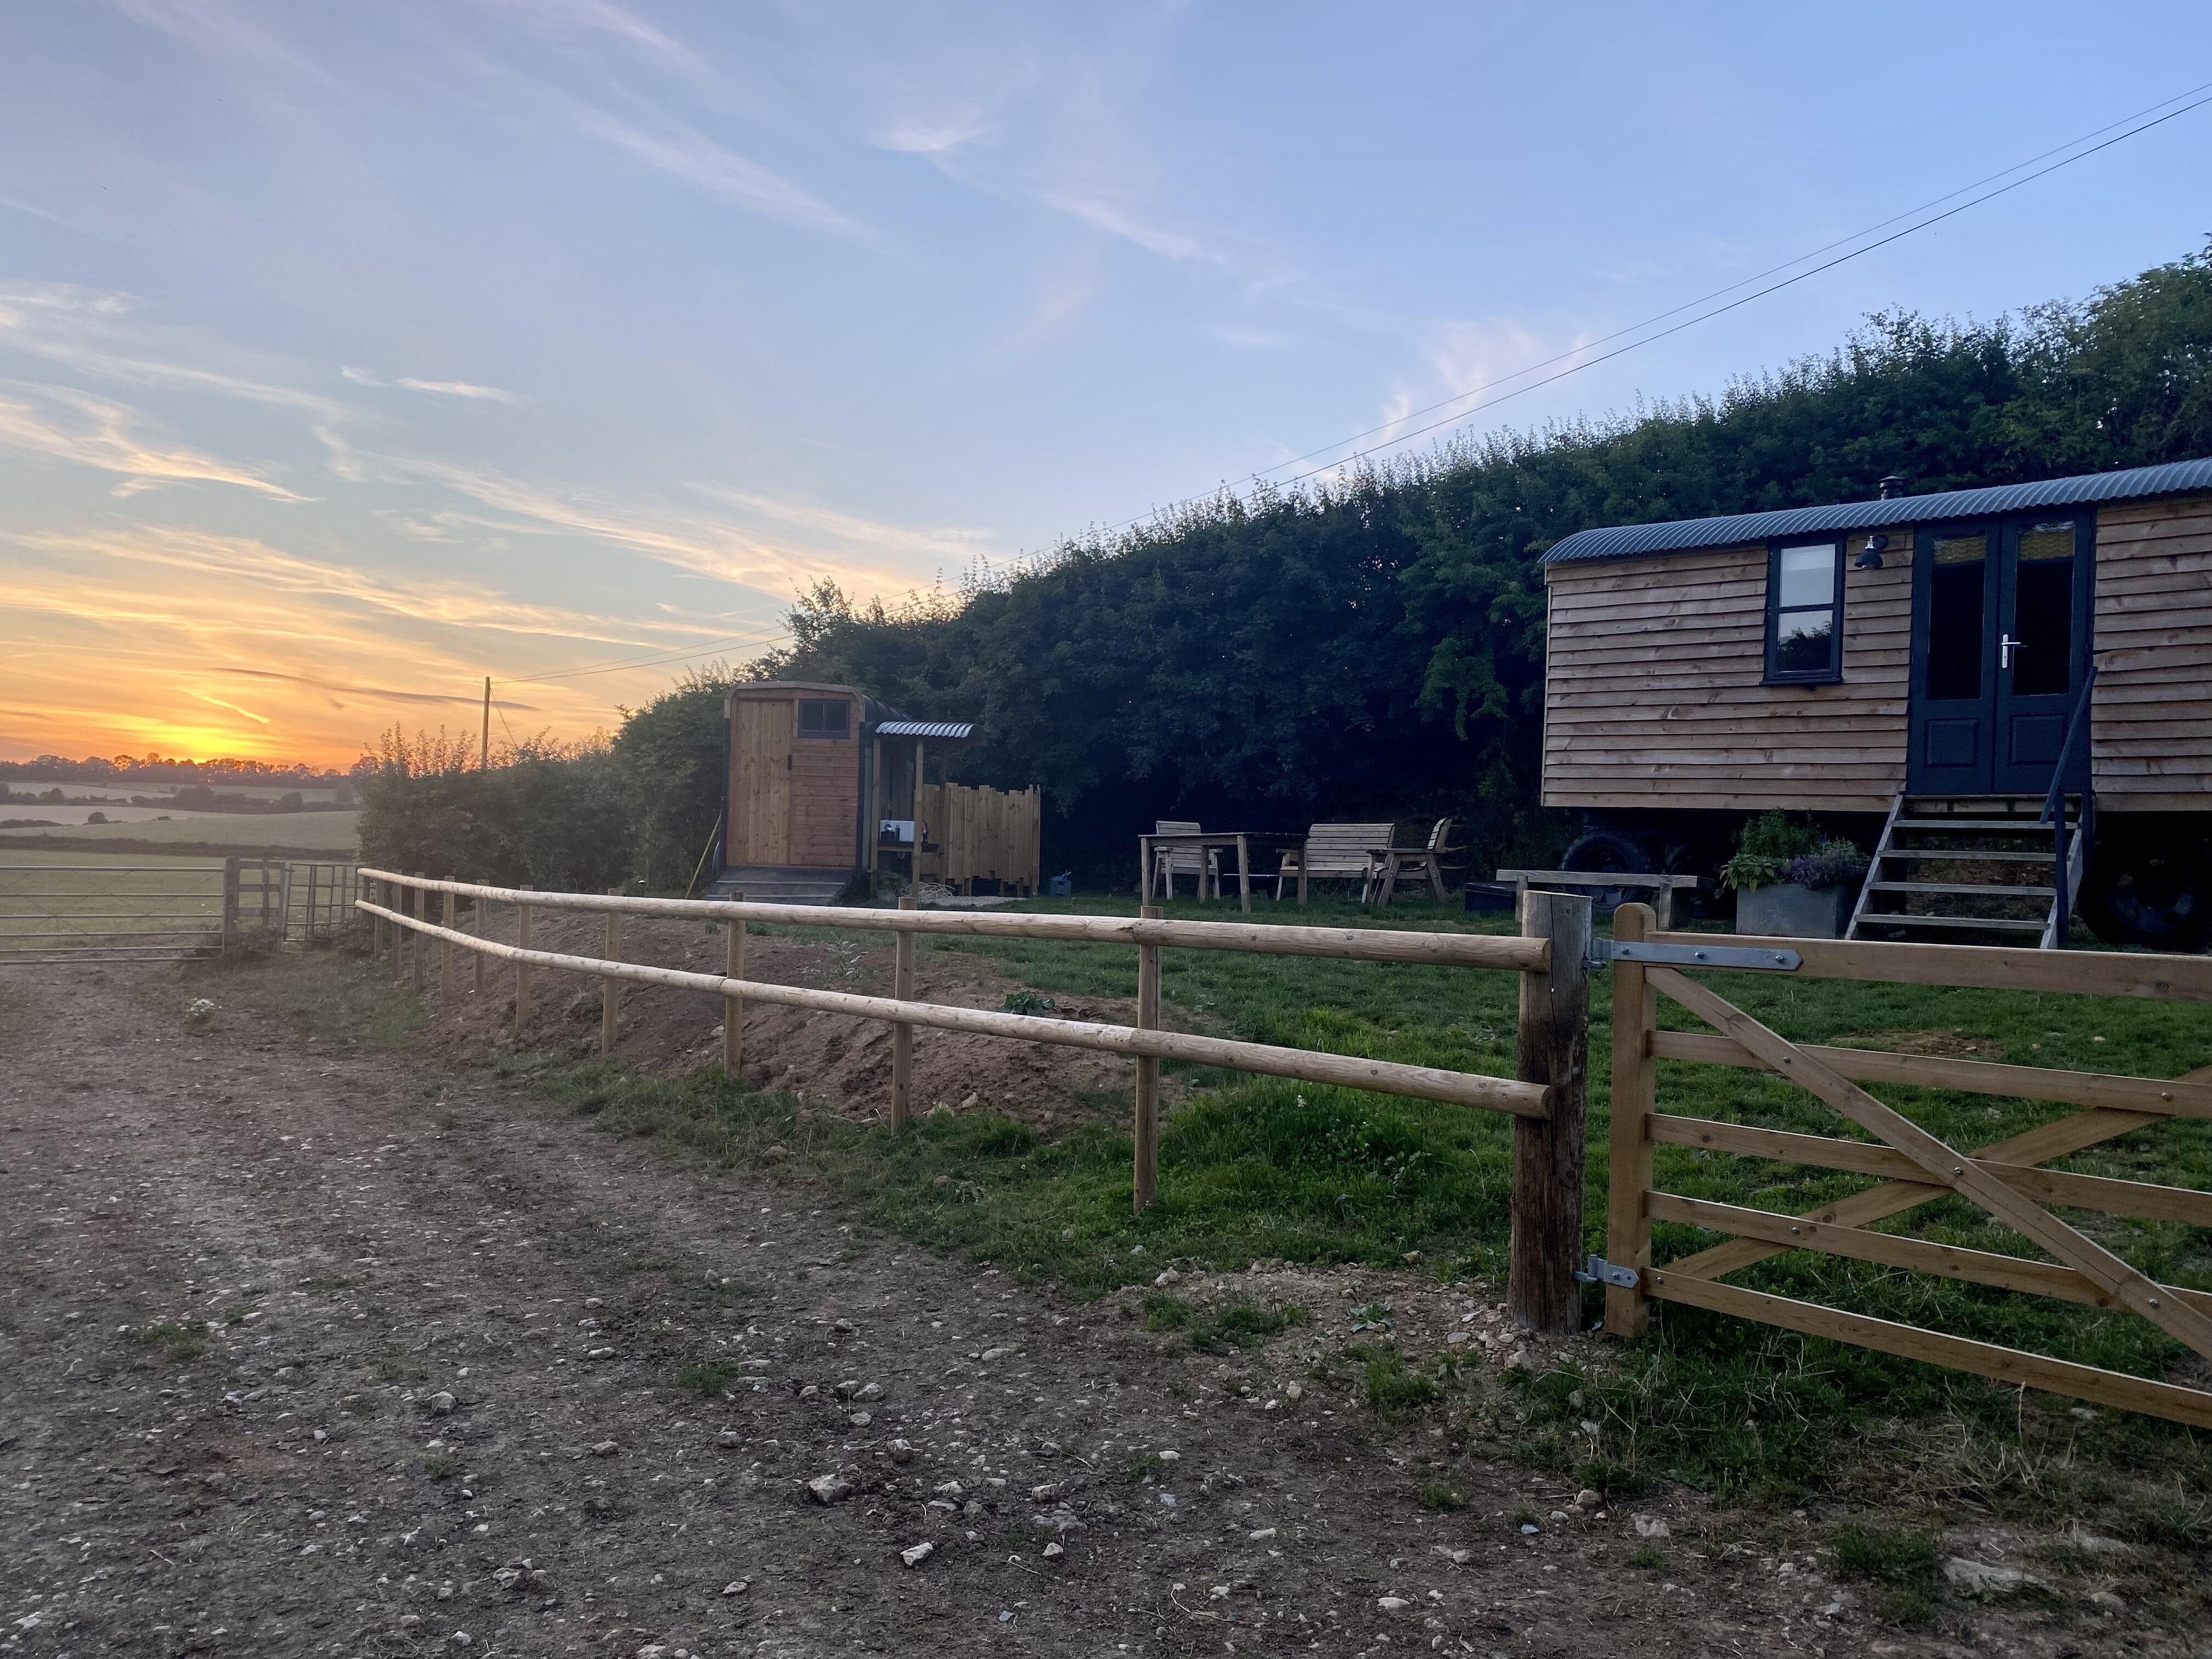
1587,939 -> 1802,972
1575,1255 -> 1640,1289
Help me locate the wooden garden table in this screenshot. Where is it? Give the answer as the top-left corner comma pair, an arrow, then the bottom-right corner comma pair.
1136,831 -> 1306,914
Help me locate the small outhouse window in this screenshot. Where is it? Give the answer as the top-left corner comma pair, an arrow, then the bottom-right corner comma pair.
1764,538 -> 1845,684
797,698 -> 850,738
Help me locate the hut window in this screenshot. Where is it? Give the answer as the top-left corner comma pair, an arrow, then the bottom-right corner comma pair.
1764,539 -> 1844,683
796,698 -> 850,738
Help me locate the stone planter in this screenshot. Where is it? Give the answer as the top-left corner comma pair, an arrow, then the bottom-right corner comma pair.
1734,880 -> 1855,939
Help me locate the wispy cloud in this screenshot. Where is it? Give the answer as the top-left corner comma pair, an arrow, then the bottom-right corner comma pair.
476,0 -> 708,77
398,376 -> 526,404
388,453 -> 994,599
0,380 -> 312,501
101,0 -> 323,77
565,102 -> 870,241
193,689 -> 270,725
13,523 -> 728,646
222,665 -> 545,711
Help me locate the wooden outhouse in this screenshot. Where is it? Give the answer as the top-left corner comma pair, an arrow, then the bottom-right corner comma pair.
1538,457 -> 2212,949
715,681 -> 1041,904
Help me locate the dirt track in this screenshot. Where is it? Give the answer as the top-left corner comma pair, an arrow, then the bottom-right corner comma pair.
0,963 -> 2190,1657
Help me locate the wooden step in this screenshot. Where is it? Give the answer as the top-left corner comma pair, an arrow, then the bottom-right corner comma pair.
1877,848 -> 2055,862
1866,881 -> 2055,898
1893,818 -> 2067,832
1855,913 -> 2049,932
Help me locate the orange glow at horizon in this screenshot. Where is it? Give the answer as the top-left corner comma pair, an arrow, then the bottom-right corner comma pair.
0,527 -> 801,771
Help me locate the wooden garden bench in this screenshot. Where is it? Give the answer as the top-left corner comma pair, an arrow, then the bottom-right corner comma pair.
1276,822 -> 1396,902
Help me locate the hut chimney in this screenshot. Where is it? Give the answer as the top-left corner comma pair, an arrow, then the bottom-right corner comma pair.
1877,474 -> 1908,500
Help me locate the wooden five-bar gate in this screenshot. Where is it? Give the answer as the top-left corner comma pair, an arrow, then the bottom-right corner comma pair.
1602,903 -> 2212,1428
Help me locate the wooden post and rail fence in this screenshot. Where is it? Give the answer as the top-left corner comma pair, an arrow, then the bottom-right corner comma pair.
355,871 -> 2212,1425
357,867 -> 1584,1331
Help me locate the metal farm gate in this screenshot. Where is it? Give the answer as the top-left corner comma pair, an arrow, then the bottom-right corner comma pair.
0,859 -> 359,966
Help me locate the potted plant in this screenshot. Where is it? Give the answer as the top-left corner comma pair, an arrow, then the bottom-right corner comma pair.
1721,812 -> 1868,939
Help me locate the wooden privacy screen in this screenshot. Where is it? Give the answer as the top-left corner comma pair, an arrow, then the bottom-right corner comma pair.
916,782 -> 1041,895
1605,906 -> 2212,1428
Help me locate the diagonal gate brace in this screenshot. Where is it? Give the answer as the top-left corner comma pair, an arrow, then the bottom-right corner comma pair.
1645,964 -> 2212,1363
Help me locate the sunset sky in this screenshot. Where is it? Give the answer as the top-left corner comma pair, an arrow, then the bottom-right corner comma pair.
4,2 -> 2210,768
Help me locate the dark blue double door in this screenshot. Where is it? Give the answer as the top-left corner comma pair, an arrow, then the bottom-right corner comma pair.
1907,515 -> 2094,797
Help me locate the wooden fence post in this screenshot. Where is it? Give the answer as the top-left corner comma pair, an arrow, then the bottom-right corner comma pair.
439,885 -> 455,1006
515,886 -> 534,1036
1133,902 -> 1164,1211
722,895 -> 744,1081
410,873 -> 427,993
221,856 -> 240,949
601,889 -> 623,1058
1605,901 -> 1658,1338
472,893 -> 486,995
1510,888 -> 1591,1336
891,894 -> 917,1126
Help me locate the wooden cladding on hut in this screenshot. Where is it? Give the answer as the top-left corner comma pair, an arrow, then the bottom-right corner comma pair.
1539,483 -> 2212,816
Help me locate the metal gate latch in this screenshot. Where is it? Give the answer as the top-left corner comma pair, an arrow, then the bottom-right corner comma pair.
1575,1255 -> 1639,1289
1587,939 -> 1802,971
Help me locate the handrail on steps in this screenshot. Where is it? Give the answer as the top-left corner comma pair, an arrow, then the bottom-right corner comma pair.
2038,663 -> 2098,941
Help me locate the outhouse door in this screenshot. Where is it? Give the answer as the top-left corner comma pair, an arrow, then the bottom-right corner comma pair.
727,697 -> 793,864
1906,516 -> 2093,797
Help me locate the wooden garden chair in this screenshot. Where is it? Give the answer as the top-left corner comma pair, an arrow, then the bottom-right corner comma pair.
1150,820 -> 1221,900
1368,817 -> 1460,904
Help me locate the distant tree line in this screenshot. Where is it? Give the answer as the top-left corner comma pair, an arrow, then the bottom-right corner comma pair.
364,247 -> 2212,891
0,754 -> 363,787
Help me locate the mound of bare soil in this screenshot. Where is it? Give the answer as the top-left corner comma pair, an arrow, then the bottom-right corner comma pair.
410,910 -> 1178,1130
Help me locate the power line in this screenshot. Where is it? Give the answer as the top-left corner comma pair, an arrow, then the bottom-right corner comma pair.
1266,83 -> 2212,491
1089,77 -> 2212,537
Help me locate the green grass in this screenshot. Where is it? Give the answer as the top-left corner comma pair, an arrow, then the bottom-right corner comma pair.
678,1362 -> 734,1396
134,1322 -> 208,1363
0,810 -> 359,851
1832,1521 -> 1940,1624
201,897 -> 2212,1522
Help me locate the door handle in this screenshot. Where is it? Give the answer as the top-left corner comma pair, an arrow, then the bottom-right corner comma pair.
2001,633 -> 2024,669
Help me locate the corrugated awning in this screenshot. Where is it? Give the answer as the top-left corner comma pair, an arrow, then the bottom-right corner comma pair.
1541,455 -> 2212,566
872,720 -> 977,740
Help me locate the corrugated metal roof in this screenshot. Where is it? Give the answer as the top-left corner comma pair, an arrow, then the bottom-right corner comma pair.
873,720 -> 977,740
1540,456 -> 2212,565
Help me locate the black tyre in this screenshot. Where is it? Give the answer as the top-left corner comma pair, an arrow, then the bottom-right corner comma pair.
1560,827 -> 1658,915
2079,841 -> 2212,952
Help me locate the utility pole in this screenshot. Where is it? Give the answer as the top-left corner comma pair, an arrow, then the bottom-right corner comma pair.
481,676 -> 492,770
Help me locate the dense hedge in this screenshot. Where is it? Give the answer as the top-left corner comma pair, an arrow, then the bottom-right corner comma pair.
368,249 -> 2212,890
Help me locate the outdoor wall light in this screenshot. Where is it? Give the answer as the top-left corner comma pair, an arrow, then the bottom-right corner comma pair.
1854,533 -> 1889,569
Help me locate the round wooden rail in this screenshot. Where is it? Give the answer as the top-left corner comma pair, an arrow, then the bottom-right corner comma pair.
357,869 -> 1548,973
357,899 -> 1551,1119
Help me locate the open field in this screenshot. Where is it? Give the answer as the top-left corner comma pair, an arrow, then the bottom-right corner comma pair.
0,809 -> 359,851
